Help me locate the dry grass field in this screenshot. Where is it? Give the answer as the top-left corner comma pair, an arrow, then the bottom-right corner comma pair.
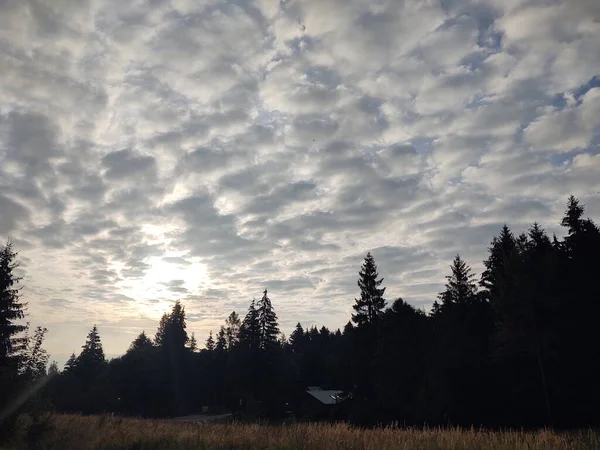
4,414 -> 599,450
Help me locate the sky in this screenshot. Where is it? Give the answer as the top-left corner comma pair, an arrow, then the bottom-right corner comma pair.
1,0 -> 599,366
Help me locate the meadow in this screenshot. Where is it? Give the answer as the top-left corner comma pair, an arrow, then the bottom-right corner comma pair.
4,414 -> 599,450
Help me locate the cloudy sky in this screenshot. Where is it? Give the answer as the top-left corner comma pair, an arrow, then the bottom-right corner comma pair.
1,0 -> 599,365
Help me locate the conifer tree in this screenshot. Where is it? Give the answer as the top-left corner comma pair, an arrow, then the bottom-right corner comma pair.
0,239 -> 27,367
437,254 -> 478,308
352,252 -> 386,326
64,353 -> 77,372
216,327 -> 227,352
78,325 -> 105,368
205,331 -> 215,351
289,322 -> 305,353
256,289 -> 279,349
187,332 -> 198,352
239,299 -> 260,349
155,301 -> 188,351
128,331 -> 153,353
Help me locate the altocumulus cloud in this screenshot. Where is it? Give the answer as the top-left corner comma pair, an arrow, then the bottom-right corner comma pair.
0,0 -> 599,364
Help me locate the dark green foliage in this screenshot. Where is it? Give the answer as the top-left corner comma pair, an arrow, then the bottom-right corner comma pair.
352,252 -> 386,326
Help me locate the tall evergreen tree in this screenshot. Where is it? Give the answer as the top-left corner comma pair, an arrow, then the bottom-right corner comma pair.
437,254 -> 478,309
128,331 -> 153,353
205,331 -> 215,351
64,353 -> 77,372
0,240 -> 27,367
216,327 -> 227,352
78,325 -> 105,368
204,331 -> 215,352
155,301 -> 188,351
480,225 -> 517,301
187,332 -> 198,352
256,289 -> 279,349
289,322 -> 305,353
352,252 -> 386,326
239,299 -> 260,349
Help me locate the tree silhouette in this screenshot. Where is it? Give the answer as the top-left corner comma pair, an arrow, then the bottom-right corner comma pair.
225,311 -> 241,349
239,299 -> 260,349
205,331 -> 215,351
0,239 -> 27,367
128,331 -> 153,353
256,289 -> 279,349
352,252 -> 386,326
216,327 -> 227,352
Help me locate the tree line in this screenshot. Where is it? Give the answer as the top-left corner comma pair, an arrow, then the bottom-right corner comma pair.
1,196 -> 599,431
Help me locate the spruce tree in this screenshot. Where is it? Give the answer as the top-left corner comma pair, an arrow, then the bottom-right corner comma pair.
256,289 -> 280,349
0,239 -> 27,367
64,353 -> 77,372
216,327 -> 227,352
187,332 -> 198,352
438,254 -> 478,308
205,331 -> 215,351
78,325 -> 105,368
352,252 -> 386,326
289,322 -> 305,353
128,331 -> 153,353
481,225 -> 517,301
155,301 -> 188,351
239,299 -> 260,349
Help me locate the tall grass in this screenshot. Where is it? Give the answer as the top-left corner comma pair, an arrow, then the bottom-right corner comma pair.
6,414 -> 599,449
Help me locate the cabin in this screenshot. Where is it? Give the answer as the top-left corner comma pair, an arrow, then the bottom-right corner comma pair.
295,386 -> 347,420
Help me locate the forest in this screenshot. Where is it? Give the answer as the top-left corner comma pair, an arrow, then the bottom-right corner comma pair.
1,195 -> 599,436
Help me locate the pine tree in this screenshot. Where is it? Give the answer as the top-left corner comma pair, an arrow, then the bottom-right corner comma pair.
289,322 -> 305,353
188,332 -> 198,352
64,353 -> 77,372
154,313 -> 169,347
225,311 -> 241,349
438,254 -> 478,308
78,325 -> 105,368
128,331 -> 153,353
352,252 -> 386,326
561,195 -> 585,235
205,331 -> 215,351
0,239 -> 27,367
481,225 -> 517,301
155,301 -> 188,351
216,327 -> 227,352
256,289 -> 280,349
239,299 -> 260,349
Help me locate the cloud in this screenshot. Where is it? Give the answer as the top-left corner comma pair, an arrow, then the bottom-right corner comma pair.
1,0 -> 598,361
